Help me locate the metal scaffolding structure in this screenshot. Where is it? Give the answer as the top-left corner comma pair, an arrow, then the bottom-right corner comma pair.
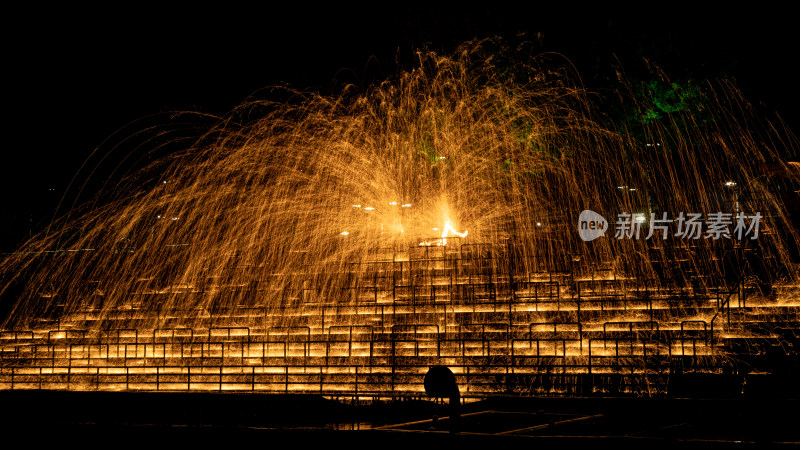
2,240 -> 798,398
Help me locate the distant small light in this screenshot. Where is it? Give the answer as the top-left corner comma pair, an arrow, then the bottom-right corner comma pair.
629,188 -> 637,191
536,222 -> 542,227
725,181 -> 737,187
172,217 -> 179,221
432,227 -> 439,231
401,203 -> 412,208
157,215 -> 161,219
438,156 -> 446,160
364,207 -> 375,211
389,201 -> 397,205
617,185 -> 627,189
340,231 -> 349,236
634,214 -> 646,223
352,204 -> 361,208
163,181 -> 167,184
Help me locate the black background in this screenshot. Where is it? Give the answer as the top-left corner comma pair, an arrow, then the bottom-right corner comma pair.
3,6 -> 800,251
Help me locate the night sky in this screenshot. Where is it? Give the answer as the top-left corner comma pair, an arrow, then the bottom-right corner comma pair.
3,6 -> 800,251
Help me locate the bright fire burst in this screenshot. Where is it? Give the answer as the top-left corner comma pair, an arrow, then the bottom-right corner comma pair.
419,221 -> 468,246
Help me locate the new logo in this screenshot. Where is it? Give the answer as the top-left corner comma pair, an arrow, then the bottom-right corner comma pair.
578,210 -> 608,242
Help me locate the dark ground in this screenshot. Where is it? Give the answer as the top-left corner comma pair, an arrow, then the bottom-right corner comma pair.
1,390 -> 798,448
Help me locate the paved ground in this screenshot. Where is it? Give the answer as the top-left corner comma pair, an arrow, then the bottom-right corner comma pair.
1,391 -> 798,448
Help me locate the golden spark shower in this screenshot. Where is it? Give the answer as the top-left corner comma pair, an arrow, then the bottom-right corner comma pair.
1,41 -> 798,396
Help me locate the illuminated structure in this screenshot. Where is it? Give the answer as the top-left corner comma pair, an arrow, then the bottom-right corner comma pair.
1,238 -> 798,397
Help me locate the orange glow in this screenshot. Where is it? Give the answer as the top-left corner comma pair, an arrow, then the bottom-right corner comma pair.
0,40 -> 798,399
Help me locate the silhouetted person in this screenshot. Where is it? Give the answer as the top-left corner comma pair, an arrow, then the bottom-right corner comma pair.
424,365 -> 460,431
